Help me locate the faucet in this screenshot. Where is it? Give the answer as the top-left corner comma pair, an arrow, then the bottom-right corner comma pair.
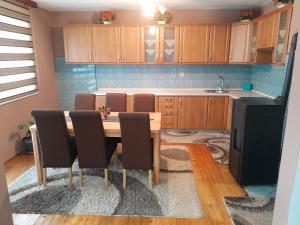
217,75 -> 224,92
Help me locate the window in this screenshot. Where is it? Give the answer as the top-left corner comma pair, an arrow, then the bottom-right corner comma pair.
0,0 -> 37,104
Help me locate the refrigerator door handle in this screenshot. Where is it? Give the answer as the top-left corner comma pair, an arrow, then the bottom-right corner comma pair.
233,128 -> 240,151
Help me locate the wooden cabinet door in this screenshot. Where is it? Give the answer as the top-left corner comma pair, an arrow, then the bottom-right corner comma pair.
229,23 -> 251,63
178,97 -> 208,129
120,26 -> 141,63
209,25 -> 231,63
256,14 -> 276,49
63,26 -> 92,63
159,26 -> 180,63
92,26 -> 120,63
179,25 -> 210,63
206,97 -> 228,129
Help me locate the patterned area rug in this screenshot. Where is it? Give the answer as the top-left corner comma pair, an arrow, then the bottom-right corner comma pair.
9,145 -> 203,218
161,129 -> 230,164
224,197 -> 274,225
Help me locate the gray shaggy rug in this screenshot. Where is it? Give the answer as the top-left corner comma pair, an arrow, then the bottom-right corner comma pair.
161,129 -> 230,164
9,145 -> 203,218
224,197 -> 274,225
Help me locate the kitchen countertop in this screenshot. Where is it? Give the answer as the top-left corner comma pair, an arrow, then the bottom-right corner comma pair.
93,88 -> 273,99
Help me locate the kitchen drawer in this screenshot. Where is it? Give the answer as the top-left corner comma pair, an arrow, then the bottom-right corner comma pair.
160,108 -> 178,116
162,116 -> 178,129
159,103 -> 177,110
159,96 -> 176,103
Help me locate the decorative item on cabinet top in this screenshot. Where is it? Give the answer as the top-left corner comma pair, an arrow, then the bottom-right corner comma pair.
240,9 -> 255,22
154,11 -> 173,24
273,0 -> 294,9
100,11 -> 115,24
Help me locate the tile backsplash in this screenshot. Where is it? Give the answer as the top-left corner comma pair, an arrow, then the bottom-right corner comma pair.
55,57 -> 286,110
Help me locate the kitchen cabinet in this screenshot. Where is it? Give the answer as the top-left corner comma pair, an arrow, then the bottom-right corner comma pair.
158,96 -> 179,129
209,25 -> 231,63
63,26 -> 93,63
229,23 -> 251,63
179,25 -> 210,63
256,14 -> 277,49
273,6 -> 293,65
178,96 -> 208,129
141,26 -> 179,63
206,96 -> 229,129
120,26 -> 141,63
92,26 -> 120,63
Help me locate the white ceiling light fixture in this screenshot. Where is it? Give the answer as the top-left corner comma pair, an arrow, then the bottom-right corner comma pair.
140,0 -> 167,17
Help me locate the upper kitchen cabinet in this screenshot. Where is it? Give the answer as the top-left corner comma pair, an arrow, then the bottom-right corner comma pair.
273,6 -> 293,65
159,26 -> 180,63
92,26 -> 120,63
120,26 -> 141,63
141,26 -> 179,63
179,25 -> 210,63
256,14 -> 277,49
229,22 -> 251,64
63,26 -> 93,63
209,25 -> 231,63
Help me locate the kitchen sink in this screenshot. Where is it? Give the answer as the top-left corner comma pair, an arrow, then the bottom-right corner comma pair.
205,89 -> 229,94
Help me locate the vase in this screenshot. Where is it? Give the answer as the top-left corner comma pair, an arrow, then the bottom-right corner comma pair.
276,2 -> 286,8
103,20 -> 112,25
157,20 -> 166,25
240,19 -> 250,22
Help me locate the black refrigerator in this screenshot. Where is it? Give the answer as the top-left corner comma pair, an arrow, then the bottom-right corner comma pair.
229,33 -> 298,186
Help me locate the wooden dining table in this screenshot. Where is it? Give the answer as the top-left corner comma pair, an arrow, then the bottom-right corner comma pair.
30,111 -> 162,186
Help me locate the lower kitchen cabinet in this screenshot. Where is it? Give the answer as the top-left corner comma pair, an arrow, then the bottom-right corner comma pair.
206,96 -> 229,129
96,95 -> 230,130
178,96 -> 208,129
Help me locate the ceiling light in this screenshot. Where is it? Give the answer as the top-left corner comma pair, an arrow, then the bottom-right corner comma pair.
141,0 -> 156,17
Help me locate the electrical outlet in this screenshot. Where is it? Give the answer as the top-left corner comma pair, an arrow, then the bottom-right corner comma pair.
179,72 -> 185,77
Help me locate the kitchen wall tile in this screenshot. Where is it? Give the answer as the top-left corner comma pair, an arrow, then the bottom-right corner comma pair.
55,57 -> 286,110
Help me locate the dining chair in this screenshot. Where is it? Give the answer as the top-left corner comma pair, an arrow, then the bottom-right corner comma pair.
133,94 -> 155,112
69,110 -> 117,188
31,110 -> 77,188
106,93 -> 127,112
74,93 -> 96,110
118,112 -> 153,189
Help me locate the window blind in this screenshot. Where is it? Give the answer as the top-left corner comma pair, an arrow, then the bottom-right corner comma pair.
0,0 -> 37,104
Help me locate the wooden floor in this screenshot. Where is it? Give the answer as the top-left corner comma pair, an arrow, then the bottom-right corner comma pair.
5,144 -> 246,225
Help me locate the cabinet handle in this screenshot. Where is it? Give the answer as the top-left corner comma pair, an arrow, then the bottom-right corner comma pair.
180,55 -> 183,62
160,53 -> 163,61
90,54 -> 92,62
118,54 -> 120,62
122,54 -> 125,62
229,53 -> 232,60
156,53 -> 159,61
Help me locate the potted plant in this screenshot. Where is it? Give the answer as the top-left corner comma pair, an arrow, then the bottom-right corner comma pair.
240,9 -> 255,22
154,11 -> 172,24
100,11 -> 114,24
273,0 -> 294,8
18,121 -> 34,154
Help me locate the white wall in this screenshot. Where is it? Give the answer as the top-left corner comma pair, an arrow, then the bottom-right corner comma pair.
272,1 -> 300,224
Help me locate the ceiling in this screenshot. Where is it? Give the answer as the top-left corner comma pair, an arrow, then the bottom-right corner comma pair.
34,0 -> 273,11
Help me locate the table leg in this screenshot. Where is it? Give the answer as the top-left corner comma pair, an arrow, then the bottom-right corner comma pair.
153,131 -> 161,185
31,128 -> 43,185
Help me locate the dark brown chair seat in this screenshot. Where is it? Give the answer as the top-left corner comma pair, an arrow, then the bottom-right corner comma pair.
31,110 -> 77,188
118,112 -> 153,188
106,93 -> 127,112
69,110 -> 117,188
74,93 -> 95,110
133,94 -> 155,112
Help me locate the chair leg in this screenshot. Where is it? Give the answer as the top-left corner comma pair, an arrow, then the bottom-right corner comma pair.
68,168 -> 72,189
104,168 -> 108,189
79,168 -> 83,187
42,168 -> 47,187
123,169 -> 127,189
149,170 -> 153,189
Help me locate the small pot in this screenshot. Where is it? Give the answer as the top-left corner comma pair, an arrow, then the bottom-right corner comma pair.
157,20 -> 167,25
23,137 -> 33,154
103,20 -> 112,25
